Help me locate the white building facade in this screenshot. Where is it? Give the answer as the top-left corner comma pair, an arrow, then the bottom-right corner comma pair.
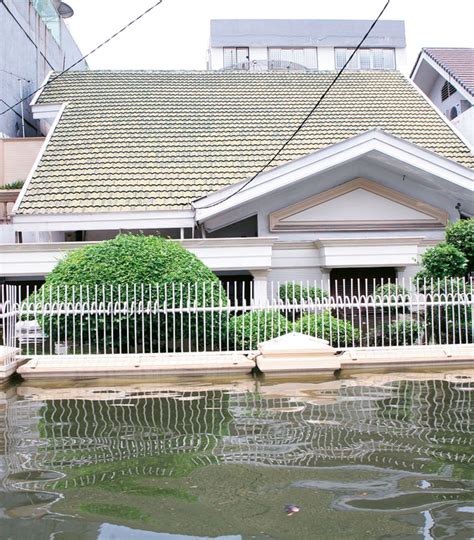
208,19 -> 407,73
0,0 -> 86,138
411,48 -> 474,146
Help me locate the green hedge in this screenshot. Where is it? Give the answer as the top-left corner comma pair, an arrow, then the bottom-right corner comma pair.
228,310 -> 290,350
371,320 -> 425,346
293,312 -> 360,348
278,283 -> 328,303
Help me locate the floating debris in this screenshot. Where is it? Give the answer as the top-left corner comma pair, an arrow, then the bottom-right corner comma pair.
285,504 -> 300,516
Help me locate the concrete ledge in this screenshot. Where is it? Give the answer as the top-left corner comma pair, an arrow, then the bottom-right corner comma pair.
339,345 -> 474,370
17,353 -> 255,380
256,344 -> 474,374
0,346 -> 20,381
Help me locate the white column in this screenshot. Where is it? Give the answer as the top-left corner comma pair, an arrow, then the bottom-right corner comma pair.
251,269 -> 270,306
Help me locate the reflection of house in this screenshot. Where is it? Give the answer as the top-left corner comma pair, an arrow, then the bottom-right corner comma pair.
411,48 -> 474,145
0,70 -> 473,298
208,19 -> 407,72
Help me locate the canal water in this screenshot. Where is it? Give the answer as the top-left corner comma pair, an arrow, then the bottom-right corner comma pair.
0,370 -> 473,539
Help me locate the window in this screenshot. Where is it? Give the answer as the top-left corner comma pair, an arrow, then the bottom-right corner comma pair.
223,47 -> 249,69
450,106 -> 458,120
441,81 -> 457,101
335,48 -> 396,70
268,48 -> 318,70
32,0 -> 61,44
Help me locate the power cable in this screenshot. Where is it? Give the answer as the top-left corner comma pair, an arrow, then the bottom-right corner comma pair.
0,0 -> 164,117
197,0 -> 390,210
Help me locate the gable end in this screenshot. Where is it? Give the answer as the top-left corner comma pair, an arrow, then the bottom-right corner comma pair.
269,178 -> 449,232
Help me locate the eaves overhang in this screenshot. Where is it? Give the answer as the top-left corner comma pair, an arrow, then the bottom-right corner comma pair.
193,129 -> 474,223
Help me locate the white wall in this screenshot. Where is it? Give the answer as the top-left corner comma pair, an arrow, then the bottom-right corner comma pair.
0,0 -> 86,137
452,107 -> 474,145
317,48 -> 335,70
395,48 -> 407,73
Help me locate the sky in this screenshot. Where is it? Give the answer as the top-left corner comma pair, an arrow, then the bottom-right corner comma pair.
66,0 -> 474,73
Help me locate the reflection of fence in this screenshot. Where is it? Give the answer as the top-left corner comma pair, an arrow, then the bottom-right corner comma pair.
1,278 -> 473,356
2,377 -> 472,493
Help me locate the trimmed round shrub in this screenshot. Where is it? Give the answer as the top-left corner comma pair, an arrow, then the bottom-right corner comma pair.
278,283 -> 328,304
229,310 -> 290,350
293,311 -> 360,348
416,243 -> 467,281
371,319 -> 425,346
446,219 -> 474,273
32,234 -> 227,353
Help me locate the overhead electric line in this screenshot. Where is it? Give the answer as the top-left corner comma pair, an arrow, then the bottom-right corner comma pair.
0,0 -> 164,117
198,0 -> 391,210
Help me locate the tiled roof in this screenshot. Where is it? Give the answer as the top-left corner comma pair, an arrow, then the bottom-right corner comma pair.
423,48 -> 474,96
18,70 -> 474,215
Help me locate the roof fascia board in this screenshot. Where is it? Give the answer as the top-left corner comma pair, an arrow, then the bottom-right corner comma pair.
12,102 -> 67,215
12,209 -> 196,232
29,70 -> 54,106
414,52 -> 473,102
409,50 -> 423,78
31,103 -> 63,120
194,130 -> 473,222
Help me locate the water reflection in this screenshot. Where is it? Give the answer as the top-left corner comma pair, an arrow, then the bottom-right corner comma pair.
0,371 -> 473,539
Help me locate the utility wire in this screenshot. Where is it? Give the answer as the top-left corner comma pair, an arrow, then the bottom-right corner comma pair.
0,0 -> 164,117
198,0 -> 391,210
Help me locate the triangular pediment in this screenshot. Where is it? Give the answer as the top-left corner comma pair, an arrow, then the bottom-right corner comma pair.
270,178 -> 448,232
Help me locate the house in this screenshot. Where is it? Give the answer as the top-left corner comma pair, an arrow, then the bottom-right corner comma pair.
0,0 -> 87,138
411,48 -> 474,146
0,70 -> 473,301
207,19 -> 407,72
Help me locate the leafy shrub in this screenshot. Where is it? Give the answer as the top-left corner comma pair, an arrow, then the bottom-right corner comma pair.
415,243 -> 467,281
375,283 -> 410,299
371,319 -> 425,346
278,283 -> 328,304
0,180 -> 24,190
293,311 -> 360,348
375,283 -> 411,313
446,219 -> 474,273
228,310 -> 290,350
31,234 -> 227,352
423,280 -> 473,344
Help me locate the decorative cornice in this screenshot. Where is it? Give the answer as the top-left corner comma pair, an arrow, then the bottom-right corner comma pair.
269,178 -> 448,232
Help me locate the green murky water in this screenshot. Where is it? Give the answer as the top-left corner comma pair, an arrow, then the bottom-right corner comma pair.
0,370 -> 473,539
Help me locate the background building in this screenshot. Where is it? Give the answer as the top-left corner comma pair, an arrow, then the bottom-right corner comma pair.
411,48 -> 474,146
0,0 -> 86,139
208,19 -> 407,72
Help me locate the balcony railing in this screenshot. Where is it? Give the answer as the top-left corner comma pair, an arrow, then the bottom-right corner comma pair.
0,190 -> 20,223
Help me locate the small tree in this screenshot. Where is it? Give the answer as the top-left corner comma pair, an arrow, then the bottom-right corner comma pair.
416,243 -> 467,281
446,219 -> 474,273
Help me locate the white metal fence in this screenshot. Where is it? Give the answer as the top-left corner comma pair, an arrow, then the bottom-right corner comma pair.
1,277 -> 473,357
